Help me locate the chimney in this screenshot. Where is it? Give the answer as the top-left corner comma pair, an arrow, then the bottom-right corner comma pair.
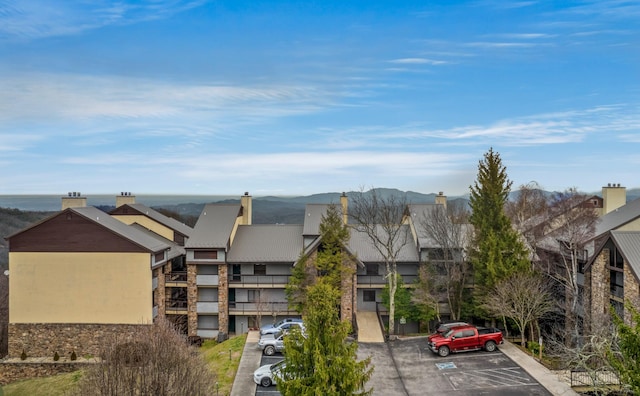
241,192 -> 252,225
61,192 -> 87,210
602,183 -> 626,215
116,192 -> 136,208
340,192 -> 348,225
435,191 -> 447,209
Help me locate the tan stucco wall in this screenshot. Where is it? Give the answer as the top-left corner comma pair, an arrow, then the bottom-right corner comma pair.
9,252 -> 152,324
112,215 -> 174,240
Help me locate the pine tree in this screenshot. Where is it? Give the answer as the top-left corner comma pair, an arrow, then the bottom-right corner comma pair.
278,281 -> 373,396
469,148 -> 529,309
285,204 -> 350,313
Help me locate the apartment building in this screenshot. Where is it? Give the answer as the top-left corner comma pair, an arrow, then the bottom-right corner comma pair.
5,190 -> 458,358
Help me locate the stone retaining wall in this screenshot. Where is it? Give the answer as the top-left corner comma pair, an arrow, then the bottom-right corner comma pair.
0,359 -> 94,385
8,323 -> 150,359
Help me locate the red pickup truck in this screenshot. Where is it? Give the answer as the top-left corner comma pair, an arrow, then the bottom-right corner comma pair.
428,325 -> 503,357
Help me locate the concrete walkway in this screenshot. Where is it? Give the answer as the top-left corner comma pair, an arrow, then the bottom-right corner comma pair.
230,330 -> 261,396
500,341 -> 579,396
356,311 -> 385,343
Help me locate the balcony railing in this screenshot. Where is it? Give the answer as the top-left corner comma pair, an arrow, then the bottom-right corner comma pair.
165,299 -> 188,311
228,301 -> 293,314
228,275 -> 290,286
166,272 -> 187,283
357,275 -> 417,286
197,274 -> 219,286
197,301 -> 220,313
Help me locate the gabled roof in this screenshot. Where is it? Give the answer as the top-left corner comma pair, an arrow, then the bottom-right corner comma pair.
595,198 -> 640,237
227,224 -> 304,262
303,204 -> 342,236
406,203 -> 444,249
347,225 -> 419,262
7,206 -> 170,253
586,231 -> 640,281
72,207 -> 170,253
186,204 -> 241,249
129,223 -> 185,261
111,203 -> 193,238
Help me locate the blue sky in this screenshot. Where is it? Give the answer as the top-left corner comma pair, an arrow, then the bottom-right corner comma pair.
1,0 -> 638,196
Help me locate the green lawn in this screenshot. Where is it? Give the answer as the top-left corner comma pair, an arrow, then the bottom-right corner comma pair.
1,334 -> 247,396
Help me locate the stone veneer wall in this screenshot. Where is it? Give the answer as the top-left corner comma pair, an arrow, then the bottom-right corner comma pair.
0,361 -> 91,386
588,249 -> 609,330
187,264 -> 198,337
623,262 -> 640,323
8,323 -> 149,359
340,258 -> 356,324
218,264 -> 228,338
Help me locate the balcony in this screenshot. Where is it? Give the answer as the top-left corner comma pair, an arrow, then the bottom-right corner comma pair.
228,275 -> 290,288
165,272 -> 187,286
165,299 -> 188,314
357,274 -> 417,287
197,274 -> 219,286
197,302 -> 220,314
228,301 -> 296,315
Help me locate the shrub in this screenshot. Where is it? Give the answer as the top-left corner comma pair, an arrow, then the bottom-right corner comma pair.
70,350 -> 77,361
53,351 -> 60,361
20,349 -> 26,360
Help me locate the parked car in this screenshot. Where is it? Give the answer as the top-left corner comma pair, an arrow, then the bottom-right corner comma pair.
428,325 -> 503,357
260,318 -> 304,336
253,360 -> 285,387
258,330 -> 286,356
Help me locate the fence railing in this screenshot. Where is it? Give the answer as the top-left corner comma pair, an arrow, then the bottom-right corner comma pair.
570,369 -> 620,388
165,272 -> 187,283
228,275 -> 290,286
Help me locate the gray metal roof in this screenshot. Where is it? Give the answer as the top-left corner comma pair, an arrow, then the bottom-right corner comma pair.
596,198 -> 640,236
72,206 -> 170,253
347,225 -> 419,262
227,224 -> 304,262
407,204 -> 444,248
125,203 -> 193,237
610,231 -> 640,281
186,204 -> 241,249
129,223 -> 185,260
303,204 -> 331,236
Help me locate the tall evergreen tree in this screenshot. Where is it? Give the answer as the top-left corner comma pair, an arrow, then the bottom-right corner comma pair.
469,148 -> 529,309
286,204 -> 350,313
278,281 -> 373,396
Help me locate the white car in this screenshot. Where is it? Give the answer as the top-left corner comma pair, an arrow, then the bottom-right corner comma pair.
253,360 -> 285,387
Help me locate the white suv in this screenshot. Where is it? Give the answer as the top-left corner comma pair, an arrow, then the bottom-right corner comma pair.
260,318 -> 304,336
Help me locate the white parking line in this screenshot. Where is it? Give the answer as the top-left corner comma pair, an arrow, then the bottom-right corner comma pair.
444,367 -> 540,390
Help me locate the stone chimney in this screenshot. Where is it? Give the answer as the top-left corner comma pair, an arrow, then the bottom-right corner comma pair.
116,192 -> 136,208
602,183 -> 626,215
435,191 -> 447,209
340,192 -> 348,225
61,192 -> 87,210
241,192 -> 252,225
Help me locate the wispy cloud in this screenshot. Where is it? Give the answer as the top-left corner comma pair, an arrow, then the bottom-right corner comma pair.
0,0 -> 207,40
388,58 -> 448,65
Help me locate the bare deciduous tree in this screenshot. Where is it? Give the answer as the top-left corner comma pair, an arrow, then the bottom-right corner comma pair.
483,272 -> 555,347
73,317 -> 215,396
542,188 -> 599,346
505,181 -> 549,261
349,188 -> 410,336
419,201 -> 471,321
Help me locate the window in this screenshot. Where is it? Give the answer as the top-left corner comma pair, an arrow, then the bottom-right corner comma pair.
194,250 -> 218,260
254,264 -> 266,276
248,289 -> 260,303
198,288 -> 218,302
365,264 -> 378,276
363,290 -> 376,302
197,265 -> 218,275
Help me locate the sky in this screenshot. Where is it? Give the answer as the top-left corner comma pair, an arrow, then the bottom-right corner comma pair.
0,0 -> 638,197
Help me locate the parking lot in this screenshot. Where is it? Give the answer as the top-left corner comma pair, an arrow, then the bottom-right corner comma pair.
252,337 -> 553,396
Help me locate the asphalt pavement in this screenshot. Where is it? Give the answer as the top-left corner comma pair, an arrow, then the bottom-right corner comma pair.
231,331 -> 578,396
